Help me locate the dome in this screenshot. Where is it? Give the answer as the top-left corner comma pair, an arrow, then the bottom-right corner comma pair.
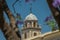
25,13 -> 38,21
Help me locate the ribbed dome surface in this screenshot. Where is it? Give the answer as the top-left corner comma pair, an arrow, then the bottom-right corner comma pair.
25,13 -> 38,20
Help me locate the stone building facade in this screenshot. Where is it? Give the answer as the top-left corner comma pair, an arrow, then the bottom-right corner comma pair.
21,13 -> 41,40
32,30 -> 60,40
21,13 -> 60,40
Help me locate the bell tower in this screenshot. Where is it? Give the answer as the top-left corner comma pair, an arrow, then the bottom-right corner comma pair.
21,3 -> 41,40
21,13 -> 41,40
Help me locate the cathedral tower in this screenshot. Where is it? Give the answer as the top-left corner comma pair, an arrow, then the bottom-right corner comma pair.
21,13 -> 41,40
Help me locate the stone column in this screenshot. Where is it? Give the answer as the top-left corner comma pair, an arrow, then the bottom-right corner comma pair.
32,22 -> 34,27
29,31 -> 31,38
36,22 -> 37,28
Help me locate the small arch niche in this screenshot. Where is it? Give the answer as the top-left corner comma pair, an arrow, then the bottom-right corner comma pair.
34,33 -> 37,36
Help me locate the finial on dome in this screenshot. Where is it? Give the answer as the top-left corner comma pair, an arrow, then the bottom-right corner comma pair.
30,3 -> 32,13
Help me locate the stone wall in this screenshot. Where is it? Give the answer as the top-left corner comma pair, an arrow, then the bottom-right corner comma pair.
31,30 -> 60,40
43,31 -> 60,40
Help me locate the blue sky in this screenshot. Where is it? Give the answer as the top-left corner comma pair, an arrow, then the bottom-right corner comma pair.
0,0 -> 53,40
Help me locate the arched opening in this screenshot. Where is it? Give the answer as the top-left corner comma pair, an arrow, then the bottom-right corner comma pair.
34,33 -> 37,36
24,33 -> 27,39
34,22 -> 36,27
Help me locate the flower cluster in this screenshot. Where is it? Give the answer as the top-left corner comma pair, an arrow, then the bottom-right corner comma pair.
52,0 -> 60,11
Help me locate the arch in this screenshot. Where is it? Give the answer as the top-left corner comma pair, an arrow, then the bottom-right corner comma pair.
34,32 -> 37,36
24,33 -> 27,39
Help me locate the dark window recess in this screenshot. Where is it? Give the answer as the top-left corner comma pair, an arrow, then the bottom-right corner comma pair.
24,33 -> 27,39
34,22 -> 35,27
34,33 -> 37,36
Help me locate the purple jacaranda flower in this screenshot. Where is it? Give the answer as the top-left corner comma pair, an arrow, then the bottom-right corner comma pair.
45,16 -> 53,22
45,17 -> 49,22
52,0 -> 60,8
16,20 -> 23,25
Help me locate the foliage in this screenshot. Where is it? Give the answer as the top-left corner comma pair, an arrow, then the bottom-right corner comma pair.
16,13 -> 23,25
45,15 -> 58,31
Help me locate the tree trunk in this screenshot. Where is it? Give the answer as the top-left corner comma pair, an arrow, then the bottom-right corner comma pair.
47,0 -> 60,31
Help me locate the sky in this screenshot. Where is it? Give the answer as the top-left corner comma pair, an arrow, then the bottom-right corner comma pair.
0,0 -> 53,40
